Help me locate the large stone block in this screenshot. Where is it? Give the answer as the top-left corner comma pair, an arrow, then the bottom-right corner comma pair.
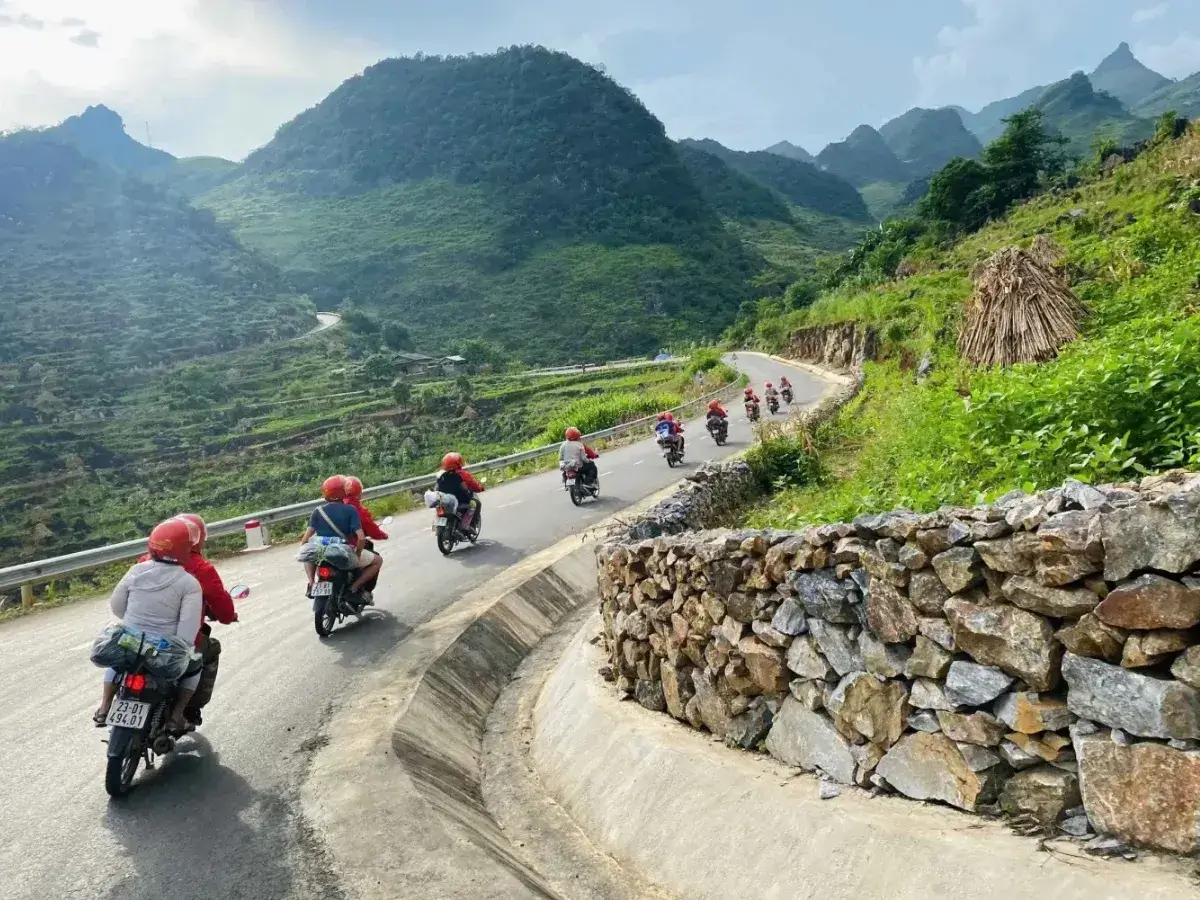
876,732 -> 1010,811
1001,575 -> 1100,618
864,575 -> 919,643
765,696 -> 857,784
1096,574 -> 1200,631
994,691 -> 1073,734
1062,652 -> 1200,740
1101,489 -> 1200,581
945,598 -> 1061,691
826,672 -> 909,748
1076,732 -> 1200,853
999,766 -> 1080,825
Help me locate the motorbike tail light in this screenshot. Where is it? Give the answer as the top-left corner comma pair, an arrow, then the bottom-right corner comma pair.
123,673 -> 146,691
317,566 -> 333,579
436,507 -> 445,516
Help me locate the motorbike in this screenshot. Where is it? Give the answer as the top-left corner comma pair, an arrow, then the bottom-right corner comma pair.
310,556 -> 367,636
657,434 -> 684,467
706,414 -> 728,446
433,497 -> 481,555
781,386 -> 794,404
103,584 -> 250,798
767,395 -> 780,415
745,401 -> 760,422
562,461 -> 600,506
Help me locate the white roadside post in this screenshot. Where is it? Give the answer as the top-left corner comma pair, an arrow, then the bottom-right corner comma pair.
244,519 -> 270,551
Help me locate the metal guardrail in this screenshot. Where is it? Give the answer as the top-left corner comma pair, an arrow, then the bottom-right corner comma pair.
0,379 -> 742,598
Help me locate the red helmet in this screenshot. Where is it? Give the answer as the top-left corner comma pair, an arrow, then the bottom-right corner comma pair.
766,381 -> 773,388
664,412 -> 674,422
565,427 -> 582,441
743,386 -> 753,394
657,412 -> 667,421
321,475 -> 346,501
343,475 -> 364,499
174,513 -> 207,550
442,452 -> 464,471
148,518 -> 197,563
707,400 -> 721,411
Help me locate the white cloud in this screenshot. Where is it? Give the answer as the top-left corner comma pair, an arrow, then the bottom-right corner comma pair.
1135,33 -> 1200,77
0,0 -> 385,158
1132,3 -> 1169,24
913,0 -> 1084,108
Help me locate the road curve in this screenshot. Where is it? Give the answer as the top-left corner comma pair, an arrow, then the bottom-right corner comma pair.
0,353 -> 832,900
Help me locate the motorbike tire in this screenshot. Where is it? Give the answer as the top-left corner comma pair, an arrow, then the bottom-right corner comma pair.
105,727 -> 142,798
436,526 -> 455,556
569,484 -> 583,506
314,596 -> 337,637
467,519 -> 481,544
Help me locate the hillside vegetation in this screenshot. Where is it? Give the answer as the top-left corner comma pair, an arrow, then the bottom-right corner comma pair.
0,336 -> 700,564
738,120 -> 1200,528
878,107 -> 982,177
0,130 -> 314,414
200,47 -> 816,362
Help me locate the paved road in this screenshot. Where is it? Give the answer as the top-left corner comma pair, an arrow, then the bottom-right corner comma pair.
0,353 -> 831,900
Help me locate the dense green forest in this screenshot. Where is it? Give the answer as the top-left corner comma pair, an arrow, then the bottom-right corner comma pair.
0,130 -> 314,418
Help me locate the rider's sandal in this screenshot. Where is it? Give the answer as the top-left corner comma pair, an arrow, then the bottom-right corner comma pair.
93,709 -> 108,727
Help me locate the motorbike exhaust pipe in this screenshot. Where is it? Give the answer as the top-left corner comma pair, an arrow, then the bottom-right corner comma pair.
152,734 -> 176,755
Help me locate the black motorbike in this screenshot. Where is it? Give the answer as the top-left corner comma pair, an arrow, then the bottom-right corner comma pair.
767,395 -> 780,415
103,585 -> 249,797
781,386 -> 794,404
745,401 -> 760,422
434,500 -> 481,555
657,435 -> 684,467
562,461 -> 600,505
310,558 -> 367,636
706,414 -> 728,445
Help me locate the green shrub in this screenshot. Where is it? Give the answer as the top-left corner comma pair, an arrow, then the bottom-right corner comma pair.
531,390 -> 682,445
745,433 -> 819,491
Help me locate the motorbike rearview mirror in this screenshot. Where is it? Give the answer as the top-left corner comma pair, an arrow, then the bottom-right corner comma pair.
230,584 -> 251,600
381,516 -> 394,525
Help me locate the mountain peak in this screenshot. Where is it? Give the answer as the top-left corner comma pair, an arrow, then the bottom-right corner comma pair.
49,104 -> 174,171
1090,42 -> 1170,107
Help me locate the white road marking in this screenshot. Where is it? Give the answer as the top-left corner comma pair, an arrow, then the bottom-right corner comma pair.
496,500 -> 524,509
633,460 -> 644,466
600,471 -> 613,477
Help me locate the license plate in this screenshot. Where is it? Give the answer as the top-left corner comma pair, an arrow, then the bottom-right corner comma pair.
107,699 -> 150,729
312,581 -> 333,597
566,478 -> 576,486
436,516 -> 447,525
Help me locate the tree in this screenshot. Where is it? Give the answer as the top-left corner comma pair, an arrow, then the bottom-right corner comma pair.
361,353 -> 393,383
382,322 -> 415,351
980,109 -> 1065,214
391,379 -> 412,406
920,157 -> 990,231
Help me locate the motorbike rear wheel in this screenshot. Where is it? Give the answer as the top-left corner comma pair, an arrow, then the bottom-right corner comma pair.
314,595 -> 338,637
436,525 -> 456,556
105,727 -> 143,798
569,484 -> 583,506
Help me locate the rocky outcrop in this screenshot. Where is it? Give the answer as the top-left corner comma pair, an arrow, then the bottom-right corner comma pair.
598,470 -> 1200,855
784,322 -> 877,371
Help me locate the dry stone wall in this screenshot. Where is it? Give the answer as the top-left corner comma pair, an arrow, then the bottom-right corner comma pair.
596,470 -> 1200,855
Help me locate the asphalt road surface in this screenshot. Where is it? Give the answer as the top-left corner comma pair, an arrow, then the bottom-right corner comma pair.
0,353 -> 831,900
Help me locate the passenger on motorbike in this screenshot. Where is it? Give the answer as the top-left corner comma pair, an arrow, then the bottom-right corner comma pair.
299,475 -> 381,603
706,399 -> 728,420
780,376 -> 792,391
655,412 -> 685,453
764,381 -> 779,403
435,453 -> 485,529
136,513 -> 236,726
558,427 -> 599,485
94,518 -> 204,733
743,386 -> 760,405
342,476 -> 389,541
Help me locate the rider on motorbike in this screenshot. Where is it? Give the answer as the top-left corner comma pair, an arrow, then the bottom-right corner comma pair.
558,427 -> 599,485
655,412 -> 685,454
435,453 -> 484,530
764,381 -> 779,404
95,518 -> 204,733
780,376 -> 792,392
299,475 -> 381,603
136,513 -> 237,726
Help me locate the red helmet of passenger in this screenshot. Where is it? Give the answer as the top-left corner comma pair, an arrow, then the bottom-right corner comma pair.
657,412 -> 667,421
664,412 -> 674,421
343,475 -> 364,499
148,518 -> 198,563
321,475 -> 346,501
766,382 -> 773,388
707,400 -> 721,411
174,513 -> 207,550
565,427 -> 582,441
442,452 -> 464,471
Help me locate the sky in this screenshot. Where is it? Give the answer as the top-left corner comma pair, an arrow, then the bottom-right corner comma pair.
0,0 -> 1198,160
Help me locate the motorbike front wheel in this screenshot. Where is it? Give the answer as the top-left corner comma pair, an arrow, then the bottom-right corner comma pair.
105,727 -> 143,798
